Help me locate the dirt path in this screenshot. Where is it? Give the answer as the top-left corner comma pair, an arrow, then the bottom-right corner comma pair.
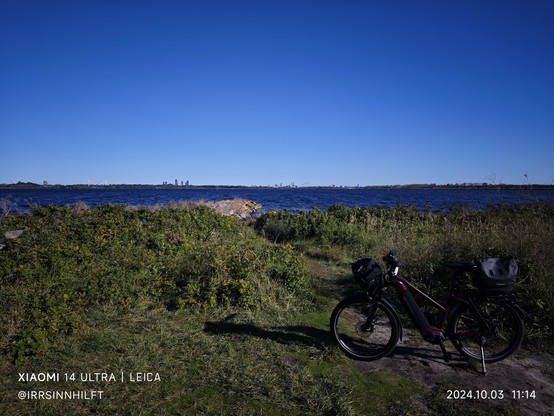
354,331 -> 553,416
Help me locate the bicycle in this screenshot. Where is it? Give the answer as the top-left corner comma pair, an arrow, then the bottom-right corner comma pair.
330,250 -> 525,374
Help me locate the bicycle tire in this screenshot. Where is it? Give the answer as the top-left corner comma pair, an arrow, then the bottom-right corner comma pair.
449,298 -> 524,363
330,294 -> 399,361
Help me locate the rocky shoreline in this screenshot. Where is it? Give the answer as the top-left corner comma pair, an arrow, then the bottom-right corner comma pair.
202,199 -> 262,220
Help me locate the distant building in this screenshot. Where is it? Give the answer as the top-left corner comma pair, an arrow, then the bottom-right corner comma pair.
43,181 -> 48,186
175,179 -> 178,186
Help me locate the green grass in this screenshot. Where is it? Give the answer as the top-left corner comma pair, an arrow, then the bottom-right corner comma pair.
0,297 -> 421,415
1,201 -> 551,414
0,204 -> 310,362
0,203 -> 421,415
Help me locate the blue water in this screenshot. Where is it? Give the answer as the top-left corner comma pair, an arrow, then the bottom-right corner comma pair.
1,187 -> 553,212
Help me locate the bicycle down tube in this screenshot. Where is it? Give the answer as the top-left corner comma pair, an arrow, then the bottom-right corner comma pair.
390,274 -> 447,341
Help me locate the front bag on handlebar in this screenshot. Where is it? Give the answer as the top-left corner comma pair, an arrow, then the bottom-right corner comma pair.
352,258 -> 384,296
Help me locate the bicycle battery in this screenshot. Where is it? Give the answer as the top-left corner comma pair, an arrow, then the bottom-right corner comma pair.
399,289 -> 436,337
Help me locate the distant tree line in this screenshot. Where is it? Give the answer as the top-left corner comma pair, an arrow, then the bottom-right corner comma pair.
1,182 -> 553,190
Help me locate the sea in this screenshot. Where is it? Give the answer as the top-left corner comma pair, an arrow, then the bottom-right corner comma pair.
1,187 -> 554,213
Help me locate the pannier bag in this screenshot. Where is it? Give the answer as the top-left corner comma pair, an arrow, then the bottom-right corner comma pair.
352,258 -> 383,296
472,257 -> 517,293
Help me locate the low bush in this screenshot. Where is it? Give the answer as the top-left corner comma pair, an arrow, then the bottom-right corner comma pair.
0,204 -> 309,362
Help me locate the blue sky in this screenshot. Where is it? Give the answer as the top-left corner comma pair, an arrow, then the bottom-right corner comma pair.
1,0 -> 553,186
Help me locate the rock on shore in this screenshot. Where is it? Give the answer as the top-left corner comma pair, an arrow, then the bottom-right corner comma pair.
203,199 -> 262,220
1,229 -> 27,250
4,229 -> 26,240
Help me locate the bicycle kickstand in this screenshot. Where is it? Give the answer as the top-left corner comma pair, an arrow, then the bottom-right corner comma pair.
438,339 -> 451,363
479,336 -> 487,375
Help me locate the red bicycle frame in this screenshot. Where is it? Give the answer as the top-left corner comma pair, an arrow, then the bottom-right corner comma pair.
390,273 -> 472,342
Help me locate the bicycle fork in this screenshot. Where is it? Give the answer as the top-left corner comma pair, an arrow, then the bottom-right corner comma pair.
361,303 -> 379,332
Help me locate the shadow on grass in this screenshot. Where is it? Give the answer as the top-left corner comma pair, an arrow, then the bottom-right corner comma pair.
204,318 -> 335,348
204,314 -> 474,372
204,317 -> 476,373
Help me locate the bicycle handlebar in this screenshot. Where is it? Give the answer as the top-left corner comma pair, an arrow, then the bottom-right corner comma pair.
382,250 -> 399,272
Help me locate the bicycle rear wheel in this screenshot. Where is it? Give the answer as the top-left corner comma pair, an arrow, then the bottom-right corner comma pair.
450,298 -> 524,363
330,294 -> 399,361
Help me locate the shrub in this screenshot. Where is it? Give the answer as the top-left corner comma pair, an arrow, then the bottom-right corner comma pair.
0,204 -> 309,362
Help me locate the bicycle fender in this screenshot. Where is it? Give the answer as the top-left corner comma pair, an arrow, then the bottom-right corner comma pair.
446,302 -> 466,333
510,302 -> 528,319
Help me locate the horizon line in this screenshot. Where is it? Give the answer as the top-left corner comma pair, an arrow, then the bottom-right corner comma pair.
2,181 -> 554,189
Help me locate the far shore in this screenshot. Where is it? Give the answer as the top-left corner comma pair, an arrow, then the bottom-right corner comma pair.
2,182 -> 554,190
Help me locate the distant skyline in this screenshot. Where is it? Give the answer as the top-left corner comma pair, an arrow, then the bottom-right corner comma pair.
1,1 -> 553,186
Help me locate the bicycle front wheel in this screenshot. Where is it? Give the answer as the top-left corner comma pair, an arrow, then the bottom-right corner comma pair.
330,294 -> 399,361
450,298 -> 524,363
